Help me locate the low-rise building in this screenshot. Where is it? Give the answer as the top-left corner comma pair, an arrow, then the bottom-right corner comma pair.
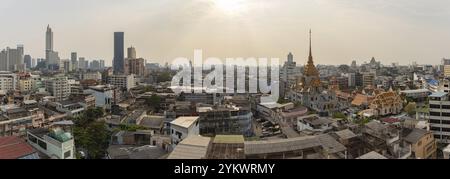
167,135 -> 211,159
54,100 -> 86,117
244,134 -> 347,159
402,128 -> 437,159
297,115 -> 333,133
0,106 -> 33,137
170,116 -> 200,149
85,85 -> 121,110
198,105 -> 253,137
0,136 -> 40,159
362,121 -> 411,159
27,127 -> 75,159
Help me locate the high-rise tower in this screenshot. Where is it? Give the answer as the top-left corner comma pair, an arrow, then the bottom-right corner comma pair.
113,32 -> 125,74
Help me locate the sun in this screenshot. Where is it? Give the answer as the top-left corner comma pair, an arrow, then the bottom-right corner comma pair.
213,0 -> 246,15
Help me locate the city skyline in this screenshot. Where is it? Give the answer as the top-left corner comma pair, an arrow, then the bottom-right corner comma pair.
1,0 -> 450,66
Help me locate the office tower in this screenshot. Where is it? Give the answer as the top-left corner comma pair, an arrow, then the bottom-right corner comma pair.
90,60 -> 100,70
31,58 -> 36,68
99,60 -> 105,69
125,58 -> 145,77
62,60 -> 71,73
124,46 -> 145,77
45,25 -> 60,66
71,52 -> 78,71
0,45 -> 25,71
113,32 -> 125,74
24,55 -> 32,69
79,57 -> 86,70
0,49 -> 8,71
127,46 -> 136,59
347,73 -> 356,87
46,25 -> 53,52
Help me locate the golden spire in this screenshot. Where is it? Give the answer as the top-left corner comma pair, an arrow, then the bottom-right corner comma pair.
309,29 -> 312,60
304,29 -> 319,77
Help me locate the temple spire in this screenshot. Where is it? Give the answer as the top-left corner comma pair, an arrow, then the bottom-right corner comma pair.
309,29 -> 312,58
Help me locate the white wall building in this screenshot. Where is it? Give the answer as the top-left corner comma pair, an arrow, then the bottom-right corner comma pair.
44,76 -> 70,101
27,127 -> 75,159
85,85 -> 117,110
0,72 -> 18,91
170,116 -> 200,150
108,74 -> 135,91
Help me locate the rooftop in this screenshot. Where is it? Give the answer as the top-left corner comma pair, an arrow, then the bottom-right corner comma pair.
167,136 -> 211,159
139,116 -> 164,129
403,128 -> 429,144
400,89 -> 430,94
107,145 -> 167,159
170,116 -> 199,128
357,151 -> 387,159
213,135 -> 245,144
430,92 -> 447,98
335,129 -> 357,140
23,100 -> 38,105
0,136 -> 38,159
244,134 -> 346,155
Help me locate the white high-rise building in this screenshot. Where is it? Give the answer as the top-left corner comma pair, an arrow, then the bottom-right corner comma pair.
0,72 -> 18,91
108,74 -> 135,91
45,76 -> 70,101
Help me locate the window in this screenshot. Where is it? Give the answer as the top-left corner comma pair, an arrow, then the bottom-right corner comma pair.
430,104 -> 440,109
28,135 -> 37,143
443,105 -> 450,109
443,113 -> 450,117
430,112 -> 441,116
430,119 -> 441,124
64,151 -> 71,159
442,128 -> 450,132
37,140 -> 47,150
431,127 -> 441,131
443,120 -> 450,125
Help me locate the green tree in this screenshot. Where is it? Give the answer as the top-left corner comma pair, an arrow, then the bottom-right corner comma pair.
73,108 -> 110,159
404,102 -> 417,116
145,94 -> 162,112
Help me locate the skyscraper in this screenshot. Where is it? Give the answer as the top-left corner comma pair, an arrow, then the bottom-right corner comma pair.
127,46 -> 136,59
71,52 -> 78,71
79,57 -> 86,70
45,25 -> 60,67
0,45 -> 25,72
46,25 -> 53,52
24,55 -> 32,69
113,32 -> 125,74
99,60 -> 105,69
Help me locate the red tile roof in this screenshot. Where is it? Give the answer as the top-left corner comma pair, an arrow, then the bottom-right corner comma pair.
0,136 -> 36,159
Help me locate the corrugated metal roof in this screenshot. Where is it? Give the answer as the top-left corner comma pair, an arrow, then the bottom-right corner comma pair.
167,136 -> 211,159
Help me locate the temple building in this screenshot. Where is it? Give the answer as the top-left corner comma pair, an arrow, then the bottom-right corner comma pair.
287,30 -> 337,116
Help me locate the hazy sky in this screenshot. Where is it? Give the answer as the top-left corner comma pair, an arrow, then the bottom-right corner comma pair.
1,0 -> 450,66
